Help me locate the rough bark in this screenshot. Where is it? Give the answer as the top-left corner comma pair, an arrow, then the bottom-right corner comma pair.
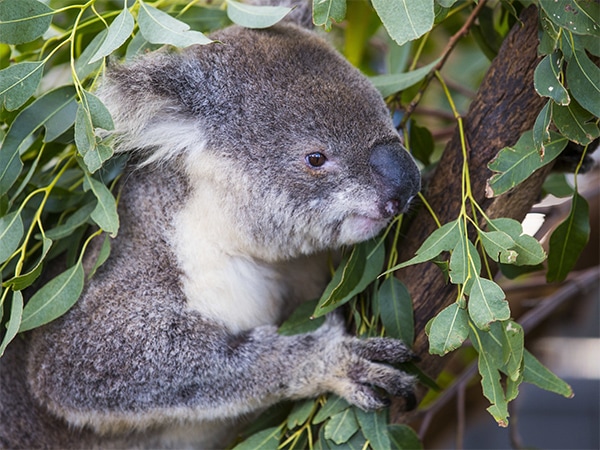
392,6 -> 548,420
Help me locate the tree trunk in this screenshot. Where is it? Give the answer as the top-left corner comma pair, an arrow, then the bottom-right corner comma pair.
392,5 -> 548,420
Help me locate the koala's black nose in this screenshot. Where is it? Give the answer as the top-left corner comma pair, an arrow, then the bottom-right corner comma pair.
369,142 -> 421,217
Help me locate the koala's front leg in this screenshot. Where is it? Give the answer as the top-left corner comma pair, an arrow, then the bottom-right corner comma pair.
275,317 -> 417,411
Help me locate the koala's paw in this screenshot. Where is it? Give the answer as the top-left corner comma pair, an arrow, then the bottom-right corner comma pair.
336,337 -> 417,411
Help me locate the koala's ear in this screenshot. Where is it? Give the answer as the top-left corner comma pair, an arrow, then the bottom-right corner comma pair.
246,0 -> 313,28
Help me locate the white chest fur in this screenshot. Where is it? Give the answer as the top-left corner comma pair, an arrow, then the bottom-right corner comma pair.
171,184 -> 329,333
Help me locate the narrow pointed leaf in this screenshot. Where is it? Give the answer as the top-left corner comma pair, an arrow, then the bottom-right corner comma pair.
19,262 -> 85,332
313,396 -> 350,424
388,424 -> 422,450
231,426 -> 281,450
3,236 -> 52,290
533,101 -> 552,153
522,350 -> 573,398
89,7 -> 134,63
377,277 -> 413,344
566,48 -> 600,117
83,174 -> 119,237
371,58 -> 440,98
547,192 -> 590,282
0,290 -> 23,357
0,210 -> 23,264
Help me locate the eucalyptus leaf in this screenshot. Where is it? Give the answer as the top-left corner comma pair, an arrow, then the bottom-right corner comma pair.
19,262 -> 85,332
533,52 -> 569,105
3,236 -> 52,291
138,1 -> 212,48
552,99 -> 600,146
547,192 -> 590,282
319,244 -> 366,309
89,7 -> 134,63
88,233 -> 112,280
540,0 -> 600,36
354,408 -> 390,450
377,277 -> 414,344
231,426 -> 281,450
0,290 -> 23,357
450,235 -> 481,285
0,210 -> 24,264
0,61 -> 44,111
45,202 -> 96,240
388,424 -> 422,450
532,101 -> 552,152
313,0 -> 346,31
487,218 -> 546,266
371,58 -> 440,98
226,0 -> 291,29
372,0 -> 434,47
286,399 -> 315,429
389,219 -> 460,270
313,396 -> 350,424
0,86 -> 77,196
83,174 -> 120,237
500,320 -> 524,381
479,230 -> 517,264
565,47 -> 600,117
0,0 -> 53,45
487,130 -> 568,197
426,302 -> 469,355
75,30 -> 108,81
522,349 -> 573,398
324,408 -> 359,445
467,277 -> 510,331
543,173 -> 574,198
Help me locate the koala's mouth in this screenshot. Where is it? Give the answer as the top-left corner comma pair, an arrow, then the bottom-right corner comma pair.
340,214 -> 391,244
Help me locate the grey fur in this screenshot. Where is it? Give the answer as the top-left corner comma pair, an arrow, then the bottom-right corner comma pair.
0,20 -> 420,450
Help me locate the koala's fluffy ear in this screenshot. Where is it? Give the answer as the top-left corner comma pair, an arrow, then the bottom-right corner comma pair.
247,0 -> 313,28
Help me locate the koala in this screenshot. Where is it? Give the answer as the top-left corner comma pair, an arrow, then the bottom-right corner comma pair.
0,9 -> 421,450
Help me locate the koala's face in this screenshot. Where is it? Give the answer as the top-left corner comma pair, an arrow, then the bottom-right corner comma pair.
104,23 -> 421,260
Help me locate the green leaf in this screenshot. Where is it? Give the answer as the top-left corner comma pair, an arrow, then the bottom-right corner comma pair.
552,99 -> 600,146
287,399 -> 315,429
0,61 -> 44,111
3,236 -> 52,291
372,0 -> 434,47
479,230 -> 517,264
522,349 -> 573,398
313,239 -> 384,317
45,202 -> 96,240
278,299 -> 325,335
19,262 -> 85,332
0,210 -> 23,264
388,424 -> 422,450
547,192 -> 590,282
0,0 -> 53,45
426,302 -> 469,355
313,0 -> 346,31
409,123 -> 434,166
534,53 -> 569,105
89,7 -> 134,63
533,101 -> 552,152
471,325 -> 509,427
324,409 -> 359,445
231,426 -> 281,450
486,130 -> 568,197
226,0 -> 291,29
138,1 -> 212,48
565,47 -> 600,117
313,396 -> 350,424
450,237 -> 480,286
371,58 -> 440,98
354,408 -> 390,450
320,244 -> 366,309
467,277 -> 510,331
389,219 -> 460,270
543,173 -> 574,198
0,86 -> 78,196
540,0 -> 600,36
88,233 -> 112,280
75,30 -> 108,81
377,277 -> 414,344
0,290 -> 23,357
83,174 -> 120,237
500,320 -> 524,381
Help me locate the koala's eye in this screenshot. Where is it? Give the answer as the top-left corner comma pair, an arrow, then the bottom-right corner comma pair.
306,152 -> 327,168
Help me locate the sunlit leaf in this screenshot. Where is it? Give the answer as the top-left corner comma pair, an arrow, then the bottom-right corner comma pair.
19,262 -> 85,332
547,192 -> 590,282
138,1 -> 212,48
89,7 -> 134,63
226,0 -> 290,29
75,30 -> 107,80
0,0 -> 53,45
372,0 -> 434,47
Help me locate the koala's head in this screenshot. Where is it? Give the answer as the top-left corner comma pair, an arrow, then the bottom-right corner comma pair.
100,22 -> 420,260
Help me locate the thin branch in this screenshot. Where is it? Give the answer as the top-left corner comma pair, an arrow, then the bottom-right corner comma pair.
401,0 -> 488,126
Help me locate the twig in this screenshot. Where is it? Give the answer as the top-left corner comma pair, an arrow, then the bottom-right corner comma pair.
400,0 -> 488,127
